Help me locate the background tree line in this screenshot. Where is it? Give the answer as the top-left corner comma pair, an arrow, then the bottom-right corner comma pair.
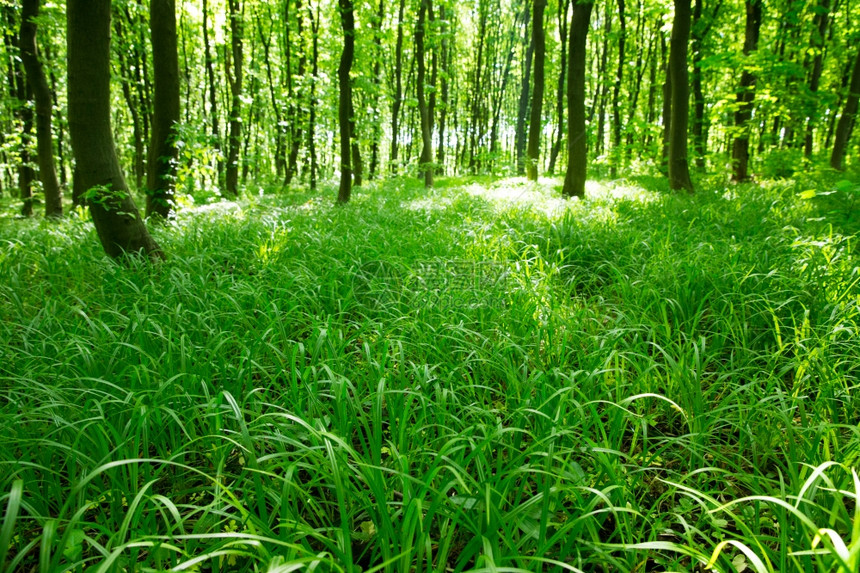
0,0 -> 859,257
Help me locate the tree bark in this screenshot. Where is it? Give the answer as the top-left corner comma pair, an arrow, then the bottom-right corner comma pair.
730,0 -> 762,183
526,0 -> 546,181
416,0 -> 433,187
202,0 -> 222,187
390,0 -> 406,173
19,0 -> 62,218
562,0 -> 593,198
146,0 -> 180,218
548,0 -> 570,174
225,0 -> 243,197
804,0 -> 831,158
515,1 -> 534,175
307,5 -> 319,189
337,0 -> 355,203
667,0 -> 694,192
67,0 -> 162,259
610,0 -> 626,177
830,45 -> 860,170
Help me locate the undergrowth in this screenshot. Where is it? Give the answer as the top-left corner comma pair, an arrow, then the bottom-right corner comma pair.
0,175 -> 858,572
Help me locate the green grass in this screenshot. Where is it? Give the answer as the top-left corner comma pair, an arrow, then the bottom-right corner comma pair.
1,174 -> 859,572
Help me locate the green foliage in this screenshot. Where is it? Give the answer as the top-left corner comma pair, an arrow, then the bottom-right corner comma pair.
1,175 -> 859,571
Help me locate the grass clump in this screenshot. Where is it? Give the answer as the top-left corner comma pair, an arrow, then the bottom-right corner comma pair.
1,175 -> 859,572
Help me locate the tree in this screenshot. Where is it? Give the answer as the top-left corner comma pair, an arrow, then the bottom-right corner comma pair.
830,43 -> 860,170
67,0 -> 162,259
526,0 -> 546,181
146,0 -> 180,219
562,0 -> 593,199
667,0 -> 694,193
416,0 -> 433,187
730,0 -> 762,183
337,0 -> 355,203
225,0 -> 244,197
19,0 -> 61,218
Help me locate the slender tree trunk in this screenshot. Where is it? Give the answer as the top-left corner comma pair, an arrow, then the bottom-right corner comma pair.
202,0 -> 222,187
731,0 -> 762,183
804,0 -> 831,158
4,6 -> 34,216
610,0 -> 626,177
548,0 -> 570,174
349,97 -> 362,186
307,5 -> 319,189
416,0 -> 433,187
436,4 -> 450,175
146,0 -> 179,218
515,1 -> 534,175
19,0 -> 61,217
667,0 -> 694,192
526,0 -> 546,181
369,0 -> 384,179
67,0 -> 162,259
562,0 -> 593,198
390,0 -> 406,173
259,5 -> 284,180
831,45 -> 860,170
337,0 -> 355,203
660,33 -> 671,172
224,0 -> 243,197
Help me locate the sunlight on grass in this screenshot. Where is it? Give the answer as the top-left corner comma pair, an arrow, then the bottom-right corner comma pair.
1,176 -> 858,572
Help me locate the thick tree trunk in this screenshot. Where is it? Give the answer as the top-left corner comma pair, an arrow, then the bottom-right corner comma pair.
337,0 -> 355,203
19,0 -> 62,218
146,0 -> 180,218
225,0 -> 243,197
562,0 -> 593,198
526,0 -> 546,181
416,0 -> 433,187
830,46 -> 860,170
731,0 -> 762,183
667,0 -> 694,192
67,0 -> 162,259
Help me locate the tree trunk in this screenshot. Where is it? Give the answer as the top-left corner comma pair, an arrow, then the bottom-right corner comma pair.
390,0 -> 406,173
202,0 -> 222,187
19,0 -> 62,218
67,0 -> 162,259
4,6 -> 35,216
804,0 -> 831,158
225,0 -> 243,197
667,0 -> 694,192
337,0 -> 355,203
610,0 -> 626,177
830,45 -> 860,170
146,0 -> 179,218
307,5 -> 319,189
548,0 -> 570,174
562,0 -> 593,198
515,1 -> 534,175
526,0 -> 546,181
369,0 -> 384,179
436,4 -> 451,175
730,0 -> 762,183
416,0 -> 433,187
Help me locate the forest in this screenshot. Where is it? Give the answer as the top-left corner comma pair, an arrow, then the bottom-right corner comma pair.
1,0 -> 860,571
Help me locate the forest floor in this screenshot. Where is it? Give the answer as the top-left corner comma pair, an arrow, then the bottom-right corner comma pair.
1,172 -> 860,572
